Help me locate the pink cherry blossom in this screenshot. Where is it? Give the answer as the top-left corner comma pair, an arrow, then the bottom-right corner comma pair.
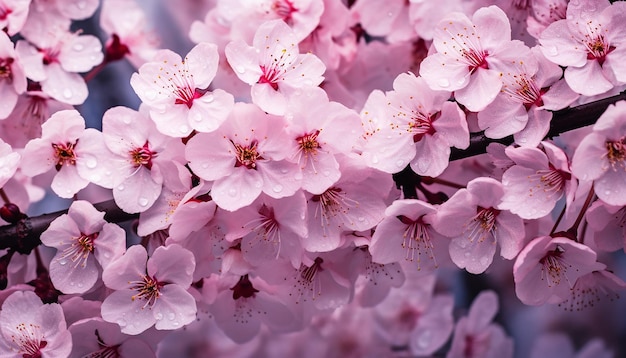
361,72 -> 469,177
0,290 -> 72,358
68,318 -> 155,358
369,199 -> 450,272
435,177 -> 525,274
350,0 -> 416,44
572,101 -> 626,206
539,0 -> 626,96
130,43 -> 234,138
0,0 -> 30,35
419,6 -> 532,111
186,102 -> 299,211
586,200 -> 626,252
513,235 -> 604,305
557,268 -> 626,311
88,106 -> 186,213
40,200 -> 126,294
499,141 -> 575,219
225,19 -> 326,115
0,31 -> 26,120
349,247 -> 405,308
15,22 -> 102,105
447,290 -> 514,358
20,109 -> 109,198
101,244 -> 197,335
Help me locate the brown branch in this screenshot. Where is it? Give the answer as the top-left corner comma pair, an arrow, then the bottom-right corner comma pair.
1,91 -> 626,251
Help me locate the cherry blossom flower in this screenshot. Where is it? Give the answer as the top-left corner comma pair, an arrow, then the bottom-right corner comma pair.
539,0 -> 626,96
0,290 -> 72,358
68,318 -> 155,358
29,0 -> 98,21
210,274 -> 299,343
513,235 -> 604,305
419,5 -> 532,111
530,333 -> 613,358
369,199 -> 450,272
586,200 -> 626,252
130,43 -> 234,138
225,19 -> 326,115
361,72 -> 468,177
0,0 -> 30,35
82,106 -> 186,213
186,102 -> 299,211
0,31 -> 27,120
40,200 -> 126,294
15,22 -> 102,105
435,177 -> 525,274
284,87 -> 362,194
447,290 -> 514,358
526,0 -> 568,40
572,101 -> 626,206
348,246 -> 405,308
499,141 -> 575,219
350,0 -> 416,44
477,47 -> 578,146
100,0 -> 158,67
20,109 -> 109,198
101,244 -> 197,335
557,268 -> 626,311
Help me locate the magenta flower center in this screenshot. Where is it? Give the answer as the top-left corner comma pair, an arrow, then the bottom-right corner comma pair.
585,34 -> 615,65
13,322 -> 47,358
297,130 -> 321,155
409,112 -> 438,142
272,0 -> 298,23
52,141 -> 77,171
129,141 -> 157,170
0,57 -> 13,79
233,140 -> 262,169
463,49 -> 489,72
130,275 -> 163,308
0,5 -> 12,21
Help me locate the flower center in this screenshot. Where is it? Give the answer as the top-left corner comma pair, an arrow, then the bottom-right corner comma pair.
232,140 -> 262,169
527,165 -> 570,200
272,0 -> 297,23
605,137 -> 626,170
231,274 -> 259,300
297,130 -> 321,155
585,34 -> 615,65
397,215 -> 437,270
58,232 -> 98,269
52,141 -> 77,171
463,49 -> 489,72
0,57 -> 13,79
409,112 -> 438,142
130,275 -> 163,308
464,207 -> 500,243
13,322 -> 47,358
539,245 -> 567,287
129,141 -> 157,170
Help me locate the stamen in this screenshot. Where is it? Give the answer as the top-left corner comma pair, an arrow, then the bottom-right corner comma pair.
397,215 -> 437,270
52,141 -> 78,171
129,275 -> 163,309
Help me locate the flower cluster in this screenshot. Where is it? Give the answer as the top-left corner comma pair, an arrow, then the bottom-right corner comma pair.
0,0 -> 625,356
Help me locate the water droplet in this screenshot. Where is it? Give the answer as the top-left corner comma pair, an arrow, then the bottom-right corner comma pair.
438,78 -> 450,88
77,282 -> 84,288
228,188 -> 237,197
58,259 -> 68,266
518,137 -> 527,143
300,213 -> 306,220
387,11 -> 394,17
456,77 -> 467,87
180,125 -> 189,134
303,79 -> 313,86
168,313 -> 176,320
202,94 -> 214,103
73,43 -> 84,51
117,184 -> 125,191
122,116 -> 132,124
281,168 -> 289,174
417,331 -> 432,348
138,197 -> 149,207
172,321 -> 180,326
464,252 -> 471,257
69,281 -> 75,286
192,113 -> 203,122
322,170 -> 330,177
201,163 -> 209,169
117,319 -> 127,327
144,90 -> 157,100
254,181 -> 262,188
85,156 -> 97,169
605,190 -> 611,196
581,174 -> 588,180
396,159 -> 404,168
63,89 -> 73,99
77,1 -> 86,9
371,156 -> 379,164
294,172 -> 303,180
91,174 -> 101,182
235,66 -> 245,74
155,313 -> 164,320
357,216 -> 365,222
104,253 -> 110,258
272,184 -> 283,193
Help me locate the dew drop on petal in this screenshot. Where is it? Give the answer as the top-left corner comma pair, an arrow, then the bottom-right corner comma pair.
85,156 -> 97,169
281,168 -> 289,174
303,79 -> 313,86
272,184 -> 283,193
387,11 -> 394,17
63,89 -> 73,99
228,188 -> 237,197
172,321 -> 180,326
300,213 -> 306,220
117,319 -> 127,327
122,116 -> 132,124
396,159 -> 404,168
417,331 -> 432,348
201,163 -> 209,169
371,156 -> 379,164
168,313 -> 176,320
77,1 -> 86,9
254,181 -> 262,188
464,252 -> 471,257
192,113 -> 203,122
547,46 -> 559,56
357,216 -> 365,222
322,170 -> 330,177
73,43 -> 84,52
438,78 -> 450,88
236,66 -> 245,74
179,125 -> 189,134
138,197 -> 149,207
155,313 -> 163,320
202,94 -> 214,103
117,184 -> 125,191
77,282 -> 84,288
605,190 -> 611,196
58,259 -> 68,266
